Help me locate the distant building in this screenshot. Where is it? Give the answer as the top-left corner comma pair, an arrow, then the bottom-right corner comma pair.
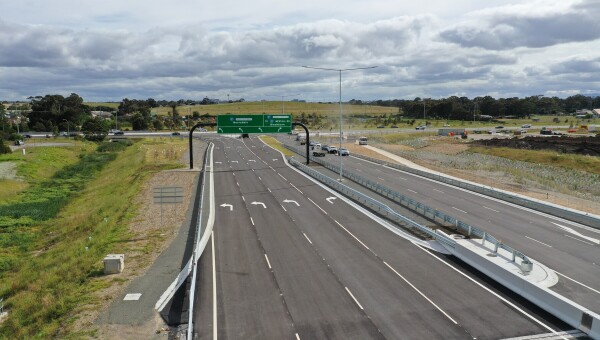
91,111 -> 113,119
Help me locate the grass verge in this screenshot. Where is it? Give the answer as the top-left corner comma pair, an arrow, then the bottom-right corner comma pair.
259,136 -> 294,156
469,146 -> 600,175
0,139 -> 185,338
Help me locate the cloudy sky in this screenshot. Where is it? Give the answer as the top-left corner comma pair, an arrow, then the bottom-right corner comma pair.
1,0 -> 599,102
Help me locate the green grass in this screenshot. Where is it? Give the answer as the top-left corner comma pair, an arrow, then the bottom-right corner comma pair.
0,139 -> 185,338
469,146 -> 600,175
259,136 -> 294,157
365,132 -> 437,144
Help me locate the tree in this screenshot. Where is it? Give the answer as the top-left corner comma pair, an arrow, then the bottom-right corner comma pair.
81,117 -> 109,141
0,139 -> 11,154
131,113 -> 150,130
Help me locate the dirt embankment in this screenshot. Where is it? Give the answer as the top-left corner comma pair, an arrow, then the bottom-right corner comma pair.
473,135 -> 600,156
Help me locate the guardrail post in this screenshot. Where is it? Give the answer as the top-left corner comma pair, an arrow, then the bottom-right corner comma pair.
494,241 -> 499,253
512,250 -> 516,262
482,232 -> 486,246
468,225 -> 472,236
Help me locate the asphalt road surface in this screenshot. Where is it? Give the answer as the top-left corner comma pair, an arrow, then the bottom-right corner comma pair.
291,142 -> 600,317
192,135 -> 573,339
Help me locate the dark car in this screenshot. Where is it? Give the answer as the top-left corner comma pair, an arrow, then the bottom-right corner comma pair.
495,126 -> 504,129
241,133 -> 249,138
377,125 -> 385,128
321,145 -> 329,151
391,125 -> 398,128
24,134 -> 32,138
171,132 -> 181,136
114,131 -> 124,136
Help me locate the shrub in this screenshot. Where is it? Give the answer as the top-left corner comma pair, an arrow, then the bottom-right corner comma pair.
0,139 -> 11,154
96,140 -> 133,152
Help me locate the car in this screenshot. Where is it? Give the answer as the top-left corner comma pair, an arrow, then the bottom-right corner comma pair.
300,139 -> 306,145
415,125 -> 426,130
309,141 -> 316,147
321,145 -> 329,151
14,140 -> 24,146
171,131 -> 181,136
377,125 -> 385,128
24,134 -> 32,138
114,131 -> 124,136
443,124 -> 451,127
241,133 -> 249,138
391,125 -> 398,128
59,131 -> 68,137
337,147 -> 349,156
495,126 -> 504,129
522,124 -> 532,128
312,150 -> 326,157
328,146 -> 338,154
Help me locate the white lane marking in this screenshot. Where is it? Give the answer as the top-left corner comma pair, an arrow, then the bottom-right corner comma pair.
433,189 -> 444,194
290,183 -> 304,194
212,231 -> 217,340
398,177 -> 408,181
250,217 -> 254,226
326,197 -> 337,204
252,201 -> 267,209
563,234 -> 596,246
452,207 -> 468,214
356,168 -> 362,172
377,177 -> 385,181
383,261 -> 457,324
555,271 -> 600,295
525,236 -> 552,248
278,173 -> 288,181
267,188 -> 272,193
345,287 -> 364,310
281,204 -> 287,212
307,197 -> 327,214
258,176 -> 262,181
283,199 -> 299,206
414,243 -> 559,334
295,333 -> 301,340
553,222 -> 600,245
242,196 -> 245,202
264,254 -> 272,269
482,206 -> 500,213
236,182 -> 240,187
123,293 -> 142,301
232,172 -> 236,176
333,220 -> 373,254
219,203 -> 233,211
407,189 -> 418,194
303,233 -> 313,244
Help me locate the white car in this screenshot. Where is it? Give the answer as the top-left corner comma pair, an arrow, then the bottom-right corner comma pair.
521,124 -> 532,128
314,143 -> 321,149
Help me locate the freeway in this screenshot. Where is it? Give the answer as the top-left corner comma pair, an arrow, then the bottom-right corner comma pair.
192,135 -> 570,339
295,143 -> 600,316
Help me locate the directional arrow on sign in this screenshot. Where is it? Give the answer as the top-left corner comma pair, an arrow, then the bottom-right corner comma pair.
220,203 -> 233,211
218,128 -> 223,133
278,127 -> 282,132
251,202 -> 266,209
326,197 -> 337,204
258,127 -> 263,132
283,199 -> 299,207
239,128 -> 243,132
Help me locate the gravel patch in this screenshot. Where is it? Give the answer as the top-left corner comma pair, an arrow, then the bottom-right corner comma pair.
0,162 -> 21,180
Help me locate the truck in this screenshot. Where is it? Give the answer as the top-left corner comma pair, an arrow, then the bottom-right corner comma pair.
358,136 -> 368,145
540,127 -> 553,135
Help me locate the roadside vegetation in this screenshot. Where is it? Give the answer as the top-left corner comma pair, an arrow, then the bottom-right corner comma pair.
0,138 -> 186,338
259,136 -> 294,157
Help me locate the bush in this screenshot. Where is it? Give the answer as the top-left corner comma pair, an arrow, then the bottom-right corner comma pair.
0,139 -> 11,154
96,140 -> 133,153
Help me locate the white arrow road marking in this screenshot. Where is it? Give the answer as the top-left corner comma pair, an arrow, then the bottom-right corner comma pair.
553,222 -> 599,245
215,161 -> 222,164
248,159 -> 256,162
326,197 -> 337,204
272,158 -> 278,161
220,204 -> 233,211
283,199 -> 299,206
252,202 -> 267,209
230,160 -> 238,163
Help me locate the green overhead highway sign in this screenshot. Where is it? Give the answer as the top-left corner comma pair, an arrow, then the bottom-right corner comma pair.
217,114 -> 292,134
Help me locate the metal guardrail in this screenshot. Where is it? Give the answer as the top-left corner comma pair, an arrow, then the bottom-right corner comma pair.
288,157 -> 456,249
286,144 -> 530,262
352,152 -> 600,229
0,297 -> 4,314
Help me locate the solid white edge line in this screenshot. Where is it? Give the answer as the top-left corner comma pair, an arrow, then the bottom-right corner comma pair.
264,253 -> 272,269
345,287 -> 364,310
433,189 -> 445,194
525,236 -> 553,248
303,233 -> 313,244
279,173 -> 288,181
563,234 -> 595,246
268,188 -> 272,193
242,195 -> 245,202
555,271 -> 600,296
295,333 -> 301,340
408,189 -> 418,194
413,243 -> 559,334
250,217 -> 254,226
281,204 -> 287,212
383,261 -> 458,324
290,183 -> 304,194
212,230 -> 217,340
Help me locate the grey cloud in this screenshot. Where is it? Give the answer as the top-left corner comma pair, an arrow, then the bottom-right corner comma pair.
439,0 -> 600,50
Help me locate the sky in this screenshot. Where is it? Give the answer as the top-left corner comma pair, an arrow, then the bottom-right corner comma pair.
1,0 -> 599,102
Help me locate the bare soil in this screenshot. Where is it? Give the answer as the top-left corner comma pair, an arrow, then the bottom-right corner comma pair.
473,135 -> 600,156
0,162 -> 20,180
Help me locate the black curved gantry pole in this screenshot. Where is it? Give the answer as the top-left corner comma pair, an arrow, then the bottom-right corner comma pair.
292,122 -> 310,165
189,122 -> 217,169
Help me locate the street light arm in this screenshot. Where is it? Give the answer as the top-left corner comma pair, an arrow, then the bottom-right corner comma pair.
302,65 -> 378,72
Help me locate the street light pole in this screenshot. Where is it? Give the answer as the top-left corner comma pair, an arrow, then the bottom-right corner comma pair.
302,65 -> 377,181
62,119 -> 69,139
